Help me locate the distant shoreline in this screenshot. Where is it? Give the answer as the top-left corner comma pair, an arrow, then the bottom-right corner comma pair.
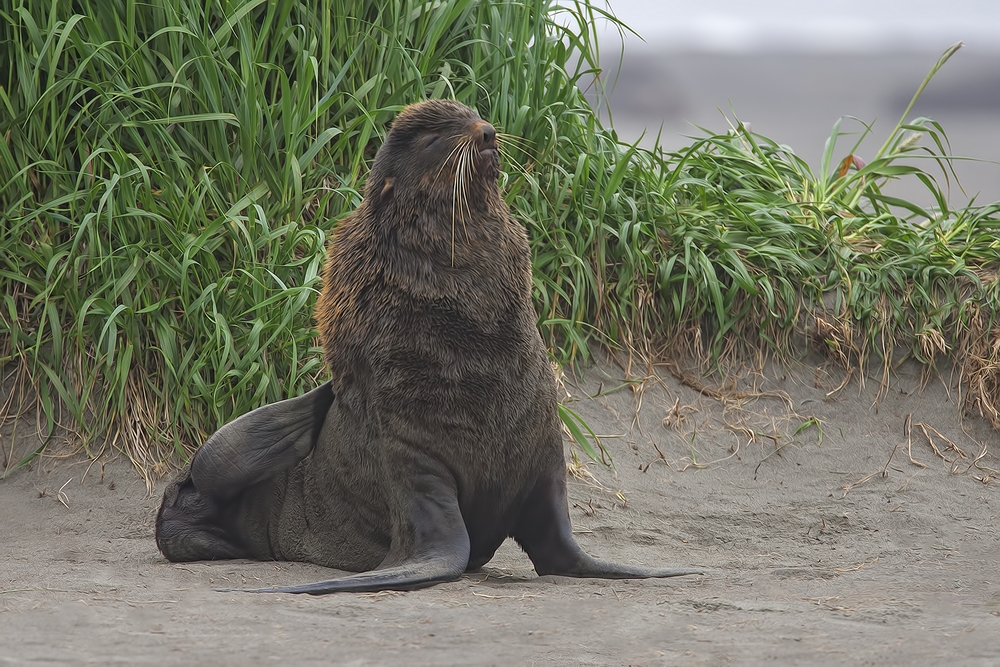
593,49 -> 1000,204
591,0 -> 1000,54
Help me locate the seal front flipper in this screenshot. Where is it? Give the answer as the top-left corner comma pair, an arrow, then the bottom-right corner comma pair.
244,469 -> 470,595
191,381 -> 334,499
513,473 -> 703,580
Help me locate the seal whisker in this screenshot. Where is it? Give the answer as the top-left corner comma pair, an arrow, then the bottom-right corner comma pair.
495,131 -> 536,175
436,138 -> 467,185
496,131 -> 536,150
496,136 -> 558,211
451,142 -> 464,264
497,143 -> 526,178
461,142 -> 474,235
495,132 -> 537,187
452,138 -> 475,262
435,132 -> 474,192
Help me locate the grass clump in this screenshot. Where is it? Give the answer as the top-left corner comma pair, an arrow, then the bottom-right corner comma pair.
1,1 -> 998,475
636,43 -> 1000,420
0,0 -> 631,472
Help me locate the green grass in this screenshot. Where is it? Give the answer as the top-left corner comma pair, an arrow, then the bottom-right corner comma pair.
2,1 -> 999,474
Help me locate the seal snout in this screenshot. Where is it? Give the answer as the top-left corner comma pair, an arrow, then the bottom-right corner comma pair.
473,120 -> 497,152
472,121 -> 499,176
479,122 -> 496,146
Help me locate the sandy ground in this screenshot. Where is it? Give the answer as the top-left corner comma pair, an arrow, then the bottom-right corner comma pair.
3,350 -> 1000,665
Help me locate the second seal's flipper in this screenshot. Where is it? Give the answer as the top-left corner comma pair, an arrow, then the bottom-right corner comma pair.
232,469 -> 471,595
191,382 -> 335,499
513,474 -> 703,580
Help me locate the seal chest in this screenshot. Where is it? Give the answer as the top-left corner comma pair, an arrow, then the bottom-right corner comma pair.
154,99 -> 701,593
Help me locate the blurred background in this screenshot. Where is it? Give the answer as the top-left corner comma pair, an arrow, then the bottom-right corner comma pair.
591,0 -> 1000,205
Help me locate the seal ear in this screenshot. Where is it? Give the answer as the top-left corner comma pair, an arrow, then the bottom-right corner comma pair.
189,382 -> 335,499
380,177 -> 395,198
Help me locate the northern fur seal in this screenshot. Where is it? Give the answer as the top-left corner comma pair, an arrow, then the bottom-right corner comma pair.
155,99 -> 700,593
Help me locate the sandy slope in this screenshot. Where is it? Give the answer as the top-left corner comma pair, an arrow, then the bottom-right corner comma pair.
3,353 -> 1000,665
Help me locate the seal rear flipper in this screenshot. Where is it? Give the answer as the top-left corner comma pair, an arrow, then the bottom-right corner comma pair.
513,473 -> 703,580
239,469 -> 471,595
191,381 -> 335,499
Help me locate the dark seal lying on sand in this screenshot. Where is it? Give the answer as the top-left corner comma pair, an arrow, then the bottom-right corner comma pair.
155,99 -> 700,594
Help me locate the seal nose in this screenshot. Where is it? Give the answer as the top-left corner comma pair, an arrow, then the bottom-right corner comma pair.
476,121 -> 496,147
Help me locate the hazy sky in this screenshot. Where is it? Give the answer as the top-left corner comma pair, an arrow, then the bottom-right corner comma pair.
596,0 -> 1000,53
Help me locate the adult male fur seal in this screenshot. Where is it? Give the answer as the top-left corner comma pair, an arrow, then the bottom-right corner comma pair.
155,99 -> 699,594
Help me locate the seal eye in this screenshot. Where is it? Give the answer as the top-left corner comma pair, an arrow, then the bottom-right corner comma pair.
424,134 -> 440,148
